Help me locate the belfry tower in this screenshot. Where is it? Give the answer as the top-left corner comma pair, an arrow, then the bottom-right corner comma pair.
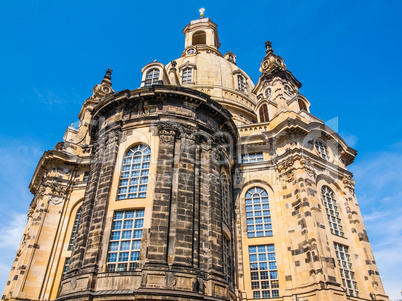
2,12 -> 389,301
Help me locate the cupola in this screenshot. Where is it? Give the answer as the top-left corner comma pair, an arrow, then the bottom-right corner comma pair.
181,9 -> 221,57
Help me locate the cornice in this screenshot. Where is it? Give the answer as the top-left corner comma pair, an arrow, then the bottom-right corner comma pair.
29,150 -> 90,194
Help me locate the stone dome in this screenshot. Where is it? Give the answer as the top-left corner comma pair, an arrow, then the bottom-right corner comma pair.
140,18 -> 257,125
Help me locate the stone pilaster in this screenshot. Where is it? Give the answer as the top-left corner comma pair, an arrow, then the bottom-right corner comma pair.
146,122 -> 179,263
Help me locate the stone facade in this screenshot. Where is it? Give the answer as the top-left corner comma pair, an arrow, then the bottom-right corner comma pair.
2,15 -> 389,301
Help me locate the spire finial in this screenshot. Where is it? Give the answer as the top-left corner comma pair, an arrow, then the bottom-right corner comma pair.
265,41 -> 273,54
91,68 -> 114,100
199,8 -> 205,18
104,68 -> 112,80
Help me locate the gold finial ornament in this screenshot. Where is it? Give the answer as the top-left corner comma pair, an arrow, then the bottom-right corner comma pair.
199,8 -> 205,18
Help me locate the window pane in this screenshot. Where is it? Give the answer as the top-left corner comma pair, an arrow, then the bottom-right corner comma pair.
245,187 -> 272,238
249,244 -> 279,298
117,145 -> 150,200
106,210 -> 145,272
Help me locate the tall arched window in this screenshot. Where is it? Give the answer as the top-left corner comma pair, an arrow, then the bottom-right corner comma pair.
321,186 -> 344,237
298,99 -> 307,111
259,104 -> 269,122
145,68 -> 160,86
245,187 -> 272,238
182,67 -> 192,84
117,145 -> 151,200
68,207 -> 81,251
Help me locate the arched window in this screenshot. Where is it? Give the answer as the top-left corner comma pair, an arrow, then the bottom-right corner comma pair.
321,186 -> 344,237
315,140 -> 330,160
192,31 -> 206,45
221,174 -> 230,226
68,207 -> 81,251
145,68 -> 160,86
245,187 -> 272,238
298,99 -> 307,111
117,145 -> 151,200
259,104 -> 269,122
182,67 -> 192,84
238,75 -> 245,91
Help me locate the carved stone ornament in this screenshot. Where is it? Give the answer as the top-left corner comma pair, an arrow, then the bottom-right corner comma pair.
300,157 -> 316,179
343,175 -> 355,195
279,170 -> 294,183
181,124 -> 198,141
49,195 -> 64,205
27,207 -> 34,218
157,122 -> 180,144
277,155 -> 316,182
277,157 -> 295,183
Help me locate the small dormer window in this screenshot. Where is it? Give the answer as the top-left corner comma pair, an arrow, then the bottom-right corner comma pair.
187,48 -> 195,55
182,67 -> 192,84
238,75 -> 245,92
145,68 -> 160,86
259,104 -> 269,122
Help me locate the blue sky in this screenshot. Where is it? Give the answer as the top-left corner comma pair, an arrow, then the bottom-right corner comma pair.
1,0 -> 401,299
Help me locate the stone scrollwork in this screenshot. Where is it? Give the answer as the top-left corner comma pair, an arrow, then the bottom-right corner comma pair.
157,122 -> 180,144
41,181 -> 69,205
343,175 -> 355,195
277,155 -> 316,183
300,157 -> 316,179
277,157 -> 295,183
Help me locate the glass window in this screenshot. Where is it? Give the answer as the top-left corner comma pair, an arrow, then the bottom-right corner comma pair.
259,104 -> 269,122
315,140 -> 330,160
249,245 -> 279,299
68,207 -> 82,251
117,145 -> 151,200
322,186 -> 344,237
245,187 -> 272,238
334,243 -> 359,297
62,257 -> 70,278
223,235 -> 231,283
221,175 -> 230,226
242,152 -> 263,164
106,210 -> 144,272
144,68 -> 160,86
238,75 -> 245,91
182,67 -> 192,84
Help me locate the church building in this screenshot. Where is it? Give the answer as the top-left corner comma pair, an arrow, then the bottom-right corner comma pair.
2,12 -> 389,301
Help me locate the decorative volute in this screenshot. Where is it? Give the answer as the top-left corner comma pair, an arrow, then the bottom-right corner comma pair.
91,68 -> 115,100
